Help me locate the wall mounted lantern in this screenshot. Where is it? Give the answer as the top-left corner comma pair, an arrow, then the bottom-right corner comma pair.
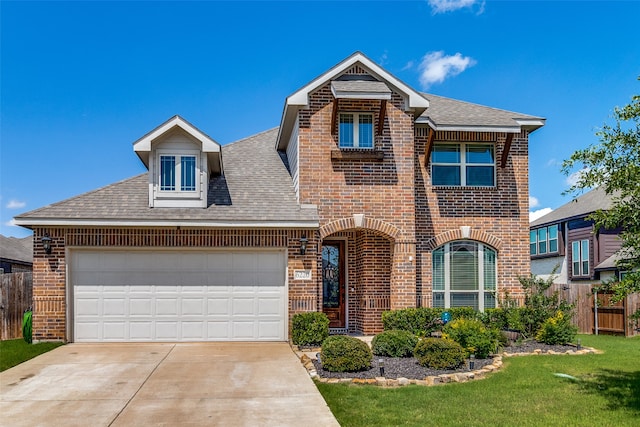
41,234 -> 52,255
299,235 -> 308,255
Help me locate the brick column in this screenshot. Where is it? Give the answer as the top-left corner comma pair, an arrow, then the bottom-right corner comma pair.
390,240 -> 416,310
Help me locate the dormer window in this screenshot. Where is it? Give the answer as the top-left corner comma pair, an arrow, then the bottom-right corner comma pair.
339,113 -> 373,148
159,153 -> 198,192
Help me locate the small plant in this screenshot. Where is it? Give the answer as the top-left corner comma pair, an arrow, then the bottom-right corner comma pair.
320,335 -> 372,372
371,330 -> 418,358
536,311 -> 578,345
381,307 -> 443,336
629,308 -> 640,331
413,338 -> 466,370
291,312 -> 329,347
517,272 -> 575,337
443,318 -> 499,358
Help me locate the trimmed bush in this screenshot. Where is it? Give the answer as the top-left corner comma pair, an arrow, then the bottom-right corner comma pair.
371,330 -> 418,358
382,307 -> 482,336
536,311 -> 578,345
414,338 -> 466,370
320,335 -> 372,372
443,318 -> 500,358
291,312 -> 329,346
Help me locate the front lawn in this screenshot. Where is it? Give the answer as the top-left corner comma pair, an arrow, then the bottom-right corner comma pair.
0,339 -> 63,372
317,335 -> 640,426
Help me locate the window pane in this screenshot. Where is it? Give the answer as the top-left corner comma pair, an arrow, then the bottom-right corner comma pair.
538,228 -> 548,254
484,292 -> 496,309
581,240 -> 589,261
466,166 -> 494,186
339,114 -> 354,147
466,145 -> 494,164
548,226 -> 558,239
181,156 -> 196,191
538,228 -> 547,241
549,239 -> 558,253
160,156 -> 175,191
432,166 -> 461,186
530,231 -> 537,255
582,261 -> 589,276
572,241 -> 580,262
358,114 -> 373,148
432,144 -> 460,163
432,247 -> 444,291
450,242 -> 478,291
433,293 -> 444,308
450,293 -> 478,310
484,247 -> 496,290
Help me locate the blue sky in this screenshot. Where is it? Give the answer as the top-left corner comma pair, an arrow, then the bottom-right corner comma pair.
1,0 -> 639,238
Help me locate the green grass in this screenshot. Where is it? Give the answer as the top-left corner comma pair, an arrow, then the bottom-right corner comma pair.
0,339 -> 63,372
316,335 -> 640,426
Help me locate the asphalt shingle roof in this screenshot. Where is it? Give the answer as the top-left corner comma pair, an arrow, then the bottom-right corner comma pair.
530,186 -> 616,228
418,93 -> 544,129
331,80 -> 392,95
15,128 -> 318,226
0,235 -> 33,263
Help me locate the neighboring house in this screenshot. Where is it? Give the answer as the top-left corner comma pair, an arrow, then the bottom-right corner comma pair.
15,52 -> 545,343
530,186 -> 623,285
0,234 -> 33,273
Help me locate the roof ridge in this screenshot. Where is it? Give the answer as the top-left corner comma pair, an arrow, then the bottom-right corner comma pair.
224,126 -> 280,148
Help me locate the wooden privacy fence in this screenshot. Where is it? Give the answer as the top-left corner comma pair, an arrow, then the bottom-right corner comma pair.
0,272 -> 33,340
547,283 -> 639,337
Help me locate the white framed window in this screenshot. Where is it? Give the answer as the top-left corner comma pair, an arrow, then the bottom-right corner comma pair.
339,112 -> 374,148
157,150 -> 199,195
432,241 -> 497,311
571,239 -> 590,277
530,225 -> 559,255
431,143 -> 495,187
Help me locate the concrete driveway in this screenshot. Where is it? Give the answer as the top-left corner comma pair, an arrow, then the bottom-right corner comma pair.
0,342 -> 339,427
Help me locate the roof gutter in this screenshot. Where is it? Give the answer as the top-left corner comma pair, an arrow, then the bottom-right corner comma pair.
13,218 -> 320,230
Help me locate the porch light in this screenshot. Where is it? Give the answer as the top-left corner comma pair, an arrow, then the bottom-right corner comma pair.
41,234 -> 52,255
299,235 -> 308,255
379,358 -> 385,377
469,354 -> 475,370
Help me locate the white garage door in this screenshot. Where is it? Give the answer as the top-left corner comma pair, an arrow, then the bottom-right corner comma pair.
71,249 -> 286,342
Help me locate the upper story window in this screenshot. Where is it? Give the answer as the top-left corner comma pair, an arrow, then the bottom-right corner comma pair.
431,143 -> 495,186
432,241 -> 497,311
572,239 -> 590,277
158,151 -> 198,194
339,113 -> 373,148
530,225 -> 559,256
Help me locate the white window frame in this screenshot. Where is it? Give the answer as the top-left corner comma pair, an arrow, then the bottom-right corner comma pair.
339,112 -> 374,149
432,241 -> 497,311
156,149 -> 200,197
530,225 -> 559,255
571,239 -> 590,277
431,142 -> 496,187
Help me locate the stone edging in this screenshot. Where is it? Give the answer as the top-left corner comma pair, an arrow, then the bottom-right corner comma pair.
294,345 -> 598,388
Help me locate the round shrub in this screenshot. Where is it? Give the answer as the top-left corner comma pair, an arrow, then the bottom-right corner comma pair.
372,330 -> 419,358
414,338 -> 466,370
443,318 -> 499,358
291,312 -> 329,346
320,335 -> 372,372
536,311 -> 578,345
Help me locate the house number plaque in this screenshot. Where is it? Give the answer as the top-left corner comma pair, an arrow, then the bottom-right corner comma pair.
293,270 -> 312,280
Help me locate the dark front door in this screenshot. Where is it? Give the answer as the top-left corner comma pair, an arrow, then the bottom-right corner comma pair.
322,241 -> 345,328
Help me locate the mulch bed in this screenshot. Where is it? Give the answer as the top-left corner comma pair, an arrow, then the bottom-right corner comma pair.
312,341 -> 578,380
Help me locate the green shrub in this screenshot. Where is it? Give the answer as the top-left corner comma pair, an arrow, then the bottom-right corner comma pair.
371,330 -> 418,357
448,307 -> 479,321
443,318 -> 499,358
414,338 -> 466,370
320,335 -> 372,372
381,307 -> 443,336
518,273 -> 575,337
291,312 -> 329,346
536,311 -> 578,345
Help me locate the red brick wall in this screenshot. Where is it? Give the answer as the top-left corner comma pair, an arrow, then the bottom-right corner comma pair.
31,227 -> 317,342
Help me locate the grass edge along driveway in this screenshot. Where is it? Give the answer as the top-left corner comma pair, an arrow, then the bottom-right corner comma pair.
316,335 -> 640,427
0,339 -> 63,372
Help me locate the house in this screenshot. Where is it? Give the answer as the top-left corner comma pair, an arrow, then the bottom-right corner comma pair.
530,186 -> 623,285
0,234 -> 33,273
14,52 -> 545,343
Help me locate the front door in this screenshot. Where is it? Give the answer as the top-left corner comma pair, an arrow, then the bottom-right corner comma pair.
322,241 -> 345,328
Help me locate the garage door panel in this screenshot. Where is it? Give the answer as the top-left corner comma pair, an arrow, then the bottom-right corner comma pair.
72,250 -> 286,342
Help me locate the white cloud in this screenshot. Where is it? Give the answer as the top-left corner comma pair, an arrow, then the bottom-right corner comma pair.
565,168 -> 588,187
530,208 -> 553,222
402,60 -> 415,71
418,51 -> 476,89
4,219 -> 18,227
6,199 -> 26,209
529,196 -> 539,208
428,0 -> 485,15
